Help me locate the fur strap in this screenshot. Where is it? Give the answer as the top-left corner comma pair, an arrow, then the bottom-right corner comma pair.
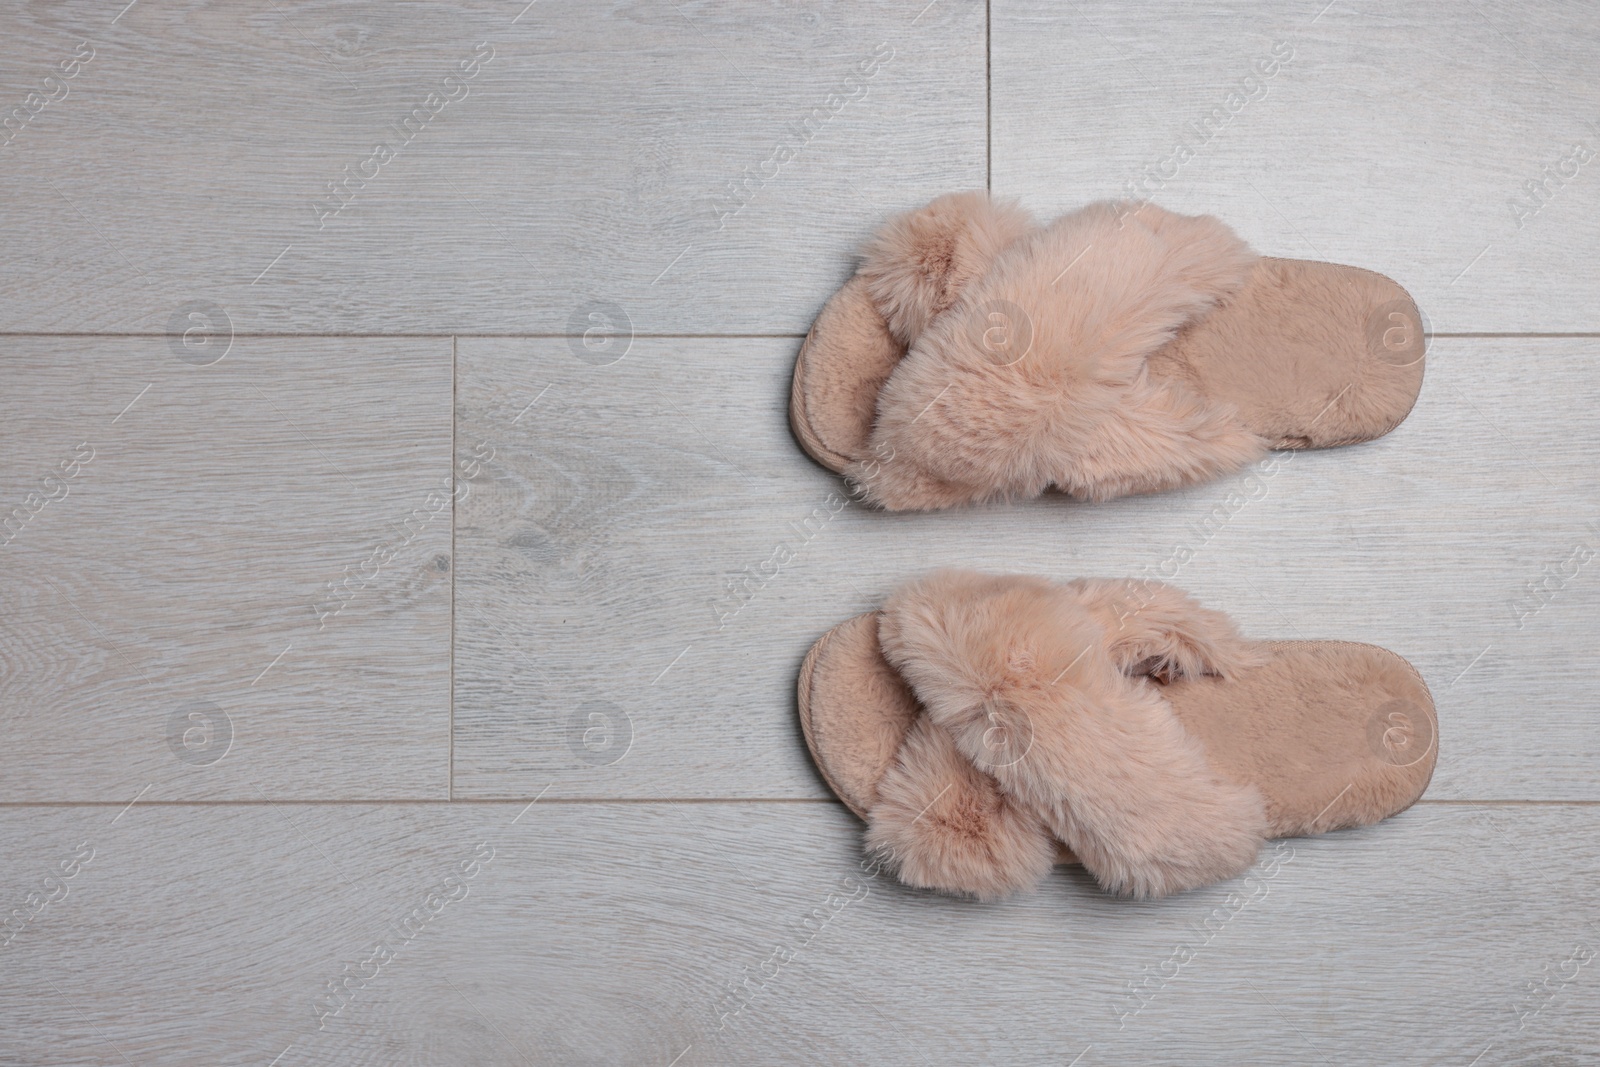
865,570 -> 1269,899
849,197 -> 1269,510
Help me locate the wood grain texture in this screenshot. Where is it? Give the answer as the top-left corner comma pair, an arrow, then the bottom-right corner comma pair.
454,335 -> 1600,801
0,0 -> 982,334
2,6 -> 1597,1062
992,0 -> 1600,332
451,336 -> 848,799
0,337 -> 452,800
0,801 -> 1594,1066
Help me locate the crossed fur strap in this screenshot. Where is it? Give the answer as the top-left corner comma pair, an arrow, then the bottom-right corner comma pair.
848,194 -> 1270,510
864,570 -> 1269,900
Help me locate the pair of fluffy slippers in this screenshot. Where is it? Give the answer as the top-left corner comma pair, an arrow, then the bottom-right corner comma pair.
792,196 -> 1431,900
790,192 -> 1425,510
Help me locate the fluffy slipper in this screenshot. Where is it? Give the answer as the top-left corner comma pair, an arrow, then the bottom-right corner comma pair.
797,570 -> 1436,900
790,193 -> 1426,510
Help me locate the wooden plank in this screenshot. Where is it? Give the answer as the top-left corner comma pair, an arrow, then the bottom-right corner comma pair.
0,336 -> 452,800
453,336 -> 1600,800
0,800 -> 1594,1064
0,0 -> 982,334
451,335 -> 850,799
992,0 -> 1600,332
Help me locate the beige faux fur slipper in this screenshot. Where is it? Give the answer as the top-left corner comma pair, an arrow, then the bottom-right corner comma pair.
791,193 -> 1426,510
798,570 -> 1436,900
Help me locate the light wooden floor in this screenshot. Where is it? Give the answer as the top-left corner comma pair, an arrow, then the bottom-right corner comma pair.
2,1 -> 1597,1064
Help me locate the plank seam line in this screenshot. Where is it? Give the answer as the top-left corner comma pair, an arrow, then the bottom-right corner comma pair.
0,332 -> 1597,339
0,798 -> 1587,809
0,332 -> 814,339
449,333 -> 457,803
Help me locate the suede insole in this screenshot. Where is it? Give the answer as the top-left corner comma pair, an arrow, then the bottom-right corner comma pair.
798,613 -> 1436,865
792,258 -> 1425,472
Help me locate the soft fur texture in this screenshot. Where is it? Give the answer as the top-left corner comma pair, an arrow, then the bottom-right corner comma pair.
864,715 -> 1055,901
872,570 -> 1269,899
844,198 -> 1270,510
858,191 -> 1037,346
1068,577 -> 1269,681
